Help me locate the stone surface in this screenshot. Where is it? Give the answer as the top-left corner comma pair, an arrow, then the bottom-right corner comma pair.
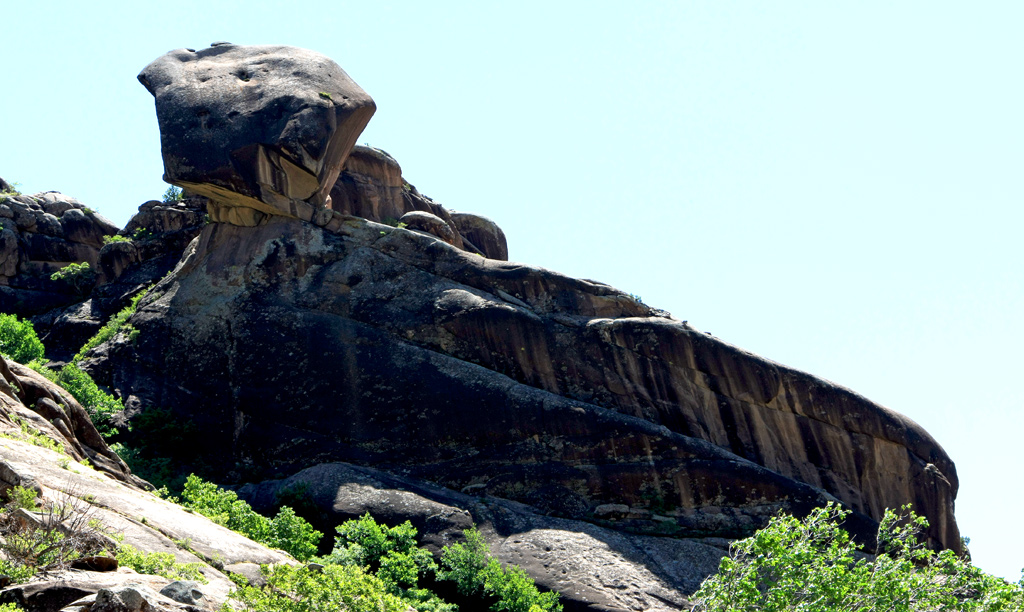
95,214 -> 960,559
449,210 -> 508,260
138,44 -> 376,221
399,210 -> 458,245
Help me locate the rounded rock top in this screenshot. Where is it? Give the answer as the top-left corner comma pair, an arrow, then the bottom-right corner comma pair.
139,44 -> 376,219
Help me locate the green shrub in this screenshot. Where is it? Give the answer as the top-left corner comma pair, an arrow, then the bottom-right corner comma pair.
0,314 -> 45,364
5,486 -> 39,511
692,502 -> 1024,611
73,290 -> 146,363
40,363 -> 121,439
102,234 -> 131,245
230,563 -> 406,612
49,262 -> 95,295
162,186 -> 184,204
116,543 -> 206,582
438,527 -> 561,612
180,474 -> 322,561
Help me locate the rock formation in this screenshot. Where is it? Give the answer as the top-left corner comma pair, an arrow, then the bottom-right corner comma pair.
0,43 -> 965,611
139,43 -> 376,228
0,187 -> 119,317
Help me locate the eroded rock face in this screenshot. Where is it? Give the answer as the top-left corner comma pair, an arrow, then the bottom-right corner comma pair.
95,214 -> 960,557
138,44 -> 376,226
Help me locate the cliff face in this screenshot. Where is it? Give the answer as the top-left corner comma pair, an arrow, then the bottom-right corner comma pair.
94,210 -> 959,556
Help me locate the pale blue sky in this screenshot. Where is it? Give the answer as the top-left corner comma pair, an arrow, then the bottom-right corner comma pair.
3,1 -> 1021,579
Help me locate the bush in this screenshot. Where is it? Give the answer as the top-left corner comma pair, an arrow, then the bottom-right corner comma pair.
50,262 -> 95,295
692,502 -> 1024,611
230,563 -> 406,612
0,314 -> 45,364
73,290 -> 146,363
30,362 -> 121,439
0,488 -> 112,580
102,234 -> 132,245
180,474 -> 322,561
116,543 -> 206,582
438,527 -> 561,612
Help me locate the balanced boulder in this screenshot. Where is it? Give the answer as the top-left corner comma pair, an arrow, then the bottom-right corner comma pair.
138,44 -> 376,226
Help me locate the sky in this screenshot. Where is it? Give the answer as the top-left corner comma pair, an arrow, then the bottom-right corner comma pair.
3,1 -> 1021,579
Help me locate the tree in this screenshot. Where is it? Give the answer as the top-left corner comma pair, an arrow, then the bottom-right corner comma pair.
692,503 -> 1024,611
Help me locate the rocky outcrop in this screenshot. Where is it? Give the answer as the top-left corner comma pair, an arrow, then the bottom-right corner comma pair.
138,43 -> 376,228
330,146 -> 508,259
0,190 -> 118,317
93,212 -> 960,562
0,357 -> 140,487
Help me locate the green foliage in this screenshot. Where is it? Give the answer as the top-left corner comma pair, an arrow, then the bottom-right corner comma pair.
180,475 -> 322,561
49,262 -> 95,295
438,527 -> 561,612
30,363 -> 121,439
132,227 -> 154,241
0,489 -> 112,580
318,91 -> 333,100
116,543 -> 206,582
162,186 -> 184,203
102,234 -> 132,245
0,314 -> 45,364
73,289 -> 146,363
230,563 -> 407,612
692,502 -> 1024,612
5,486 -> 39,511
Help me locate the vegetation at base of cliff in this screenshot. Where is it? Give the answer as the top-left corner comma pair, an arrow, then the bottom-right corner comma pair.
692,502 -> 1024,611
179,474 -> 323,562
230,513 -> 561,612
0,314 -> 45,364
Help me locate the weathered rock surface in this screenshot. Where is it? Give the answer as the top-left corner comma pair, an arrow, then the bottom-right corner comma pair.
0,191 -> 118,317
138,44 -> 376,226
241,461 -> 725,611
449,210 -> 508,261
94,213 -> 960,563
330,146 -> 508,259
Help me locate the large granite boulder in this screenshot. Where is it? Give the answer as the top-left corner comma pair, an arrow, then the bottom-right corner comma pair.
138,44 -> 376,226
90,213 -> 961,562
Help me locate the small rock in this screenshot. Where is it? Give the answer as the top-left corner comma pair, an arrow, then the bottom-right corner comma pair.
158,580 -> 204,605
399,211 -> 457,245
